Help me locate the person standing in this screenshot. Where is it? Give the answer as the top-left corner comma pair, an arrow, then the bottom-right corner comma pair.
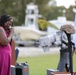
0,14 -> 14,75
57,31 -> 70,72
56,25 -> 75,72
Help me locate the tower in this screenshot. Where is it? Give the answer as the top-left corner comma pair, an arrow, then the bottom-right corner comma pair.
25,3 -> 39,29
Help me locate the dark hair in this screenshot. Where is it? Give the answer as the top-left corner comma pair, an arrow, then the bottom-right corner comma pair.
0,14 -> 12,26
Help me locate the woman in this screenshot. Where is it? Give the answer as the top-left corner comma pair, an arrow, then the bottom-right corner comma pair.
0,14 -> 14,75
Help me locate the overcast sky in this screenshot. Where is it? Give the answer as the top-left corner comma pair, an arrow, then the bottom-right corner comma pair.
55,0 -> 75,8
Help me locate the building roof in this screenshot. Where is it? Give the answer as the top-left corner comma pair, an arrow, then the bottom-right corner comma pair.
48,16 -> 74,29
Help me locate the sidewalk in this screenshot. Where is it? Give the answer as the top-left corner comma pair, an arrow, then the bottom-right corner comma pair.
17,47 -> 60,57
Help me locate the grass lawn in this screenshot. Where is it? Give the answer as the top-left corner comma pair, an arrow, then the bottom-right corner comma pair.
17,53 -> 76,75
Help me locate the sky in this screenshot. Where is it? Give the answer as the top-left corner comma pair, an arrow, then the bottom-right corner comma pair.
55,0 -> 75,8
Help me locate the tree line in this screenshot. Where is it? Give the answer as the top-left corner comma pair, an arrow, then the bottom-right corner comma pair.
0,0 -> 75,26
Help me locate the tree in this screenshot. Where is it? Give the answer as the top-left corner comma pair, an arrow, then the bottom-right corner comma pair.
0,0 -> 52,26
0,0 -> 74,26
66,6 -> 75,21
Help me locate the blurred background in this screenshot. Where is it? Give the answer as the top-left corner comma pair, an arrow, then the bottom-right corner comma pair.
0,0 -> 76,25
0,0 -> 76,47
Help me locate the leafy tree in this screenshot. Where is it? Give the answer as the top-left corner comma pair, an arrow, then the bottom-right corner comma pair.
0,0 -> 51,26
66,6 -> 75,21
0,0 -> 75,26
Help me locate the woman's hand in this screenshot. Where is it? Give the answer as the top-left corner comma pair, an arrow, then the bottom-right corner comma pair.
7,27 -> 14,43
8,27 -> 14,36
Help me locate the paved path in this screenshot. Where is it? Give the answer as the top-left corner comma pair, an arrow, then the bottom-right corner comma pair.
17,47 -> 60,57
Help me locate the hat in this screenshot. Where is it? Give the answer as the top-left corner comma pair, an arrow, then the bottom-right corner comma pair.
0,14 -> 12,26
60,24 -> 75,34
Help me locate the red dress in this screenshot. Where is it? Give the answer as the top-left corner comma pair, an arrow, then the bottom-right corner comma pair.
0,28 -> 11,75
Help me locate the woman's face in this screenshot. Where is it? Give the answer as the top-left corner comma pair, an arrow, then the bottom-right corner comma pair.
3,19 -> 13,32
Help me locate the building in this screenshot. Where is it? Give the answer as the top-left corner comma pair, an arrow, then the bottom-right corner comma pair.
25,3 -> 39,29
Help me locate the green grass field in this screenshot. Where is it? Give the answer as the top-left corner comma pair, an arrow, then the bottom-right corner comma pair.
17,53 -> 76,75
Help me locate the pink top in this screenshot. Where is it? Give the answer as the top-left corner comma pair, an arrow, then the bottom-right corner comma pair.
0,27 -> 11,75
0,28 -> 11,53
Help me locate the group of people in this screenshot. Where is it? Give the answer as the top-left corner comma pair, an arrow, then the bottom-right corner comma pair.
0,14 -> 19,75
